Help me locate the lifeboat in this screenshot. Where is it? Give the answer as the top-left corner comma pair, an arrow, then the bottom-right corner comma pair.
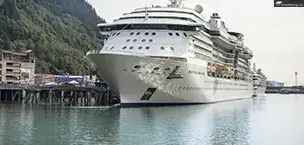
239,47 -> 253,59
208,13 -> 244,51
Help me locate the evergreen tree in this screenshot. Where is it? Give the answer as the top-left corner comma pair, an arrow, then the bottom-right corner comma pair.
0,0 -> 106,75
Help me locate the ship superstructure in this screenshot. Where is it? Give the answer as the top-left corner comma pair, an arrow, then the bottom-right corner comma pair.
87,0 -> 255,107
252,64 -> 267,97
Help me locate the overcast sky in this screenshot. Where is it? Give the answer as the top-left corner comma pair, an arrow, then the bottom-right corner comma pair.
87,0 -> 304,86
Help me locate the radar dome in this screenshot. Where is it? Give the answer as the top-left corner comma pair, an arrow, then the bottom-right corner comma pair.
195,5 -> 203,13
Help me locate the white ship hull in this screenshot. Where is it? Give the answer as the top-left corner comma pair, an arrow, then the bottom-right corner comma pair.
87,53 -> 253,107
253,86 -> 266,97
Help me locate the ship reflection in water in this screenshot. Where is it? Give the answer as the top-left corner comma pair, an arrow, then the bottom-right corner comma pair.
1,95 -> 304,145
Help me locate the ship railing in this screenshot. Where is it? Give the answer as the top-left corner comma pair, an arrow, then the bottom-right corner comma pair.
134,6 -> 196,11
207,63 -> 251,81
213,46 -> 235,56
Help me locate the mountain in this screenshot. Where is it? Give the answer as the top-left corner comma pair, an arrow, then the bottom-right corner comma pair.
0,0 -> 106,75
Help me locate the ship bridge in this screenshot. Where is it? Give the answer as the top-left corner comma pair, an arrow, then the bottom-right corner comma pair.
97,0 -> 210,58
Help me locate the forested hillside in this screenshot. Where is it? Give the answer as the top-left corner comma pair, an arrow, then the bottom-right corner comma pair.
0,0 -> 105,75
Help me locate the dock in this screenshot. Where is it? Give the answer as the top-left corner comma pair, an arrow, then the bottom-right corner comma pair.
0,84 -> 120,106
266,86 -> 304,94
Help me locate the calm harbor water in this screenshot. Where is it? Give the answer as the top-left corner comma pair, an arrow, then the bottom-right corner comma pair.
1,94 -> 304,145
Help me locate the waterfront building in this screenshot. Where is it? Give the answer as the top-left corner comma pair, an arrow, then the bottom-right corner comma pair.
0,50 -> 35,85
34,74 -> 97,86
266,81 -> 284,87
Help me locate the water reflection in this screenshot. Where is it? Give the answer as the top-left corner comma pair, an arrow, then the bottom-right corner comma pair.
1,96 -> 304,145
0,105 -> 121,145
209,101 -> 251,145
0,104 -> 35,145
123,101 -> 253,145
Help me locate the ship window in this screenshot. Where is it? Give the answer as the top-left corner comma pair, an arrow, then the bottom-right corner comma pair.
110,46 -> 115,50
154,67 -> 160,71
145,32 -> 149,35
112,33 -> 116,36
175,33 -> 180,36
160,46 -> 165,50
134,65 -> 141,69
130,32 -> 134,35
129,46 -> 134,49
169,33 -> 173,36
145,46 -> 150,50
136,32 -> 140,35
138,46 -> 143,49
133,39 -> 137,42
183,33 -> 187,37
126,39 -> 131,42
170,47 -> 175,51
165,68 -> 170,71
152,32 -> 156,35
116,33 -> 120,36
149,39 -> 153,42
122,46 -> 127,49
142,39 -> 146,42
104,46 -> 108,49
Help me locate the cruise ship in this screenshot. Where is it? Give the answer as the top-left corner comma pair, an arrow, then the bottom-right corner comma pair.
252,64 -> 267,97
87,0 -> 257,107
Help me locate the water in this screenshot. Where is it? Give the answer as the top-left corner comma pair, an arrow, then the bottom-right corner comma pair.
1,94 -> 304,145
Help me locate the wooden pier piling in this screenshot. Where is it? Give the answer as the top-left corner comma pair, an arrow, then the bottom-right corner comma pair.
0,84 -> 119,106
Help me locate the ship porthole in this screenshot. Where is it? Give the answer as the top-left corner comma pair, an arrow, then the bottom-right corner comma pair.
126,39 -> 131,42
110,46 -> 114,50
170,47 -> 175,51
165,68 -> 170,71
129,46 -> 134,49
134,65 -> 141,69
142,39 -> 146,42
160,46 -> 165,50
175,33 -> 180,36
169,33 -> 173,36
183,33 -> 187,37
138,46 -> 143,50
130,32 -> 134,35
145,32 -> 149,35
136,32 -> 140,35
149,39 -> 153,42
153,67 -> 160,71
122,46 -> 127,49
133,39 -> 137,42
152,32 -> 156,35
145,46 -> 150,50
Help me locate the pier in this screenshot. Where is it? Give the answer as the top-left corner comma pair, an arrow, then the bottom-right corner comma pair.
0,84 -> 120,106
266,86 -> 304,94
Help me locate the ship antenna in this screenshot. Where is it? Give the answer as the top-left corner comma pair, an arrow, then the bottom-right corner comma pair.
215,0 -> 219,13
